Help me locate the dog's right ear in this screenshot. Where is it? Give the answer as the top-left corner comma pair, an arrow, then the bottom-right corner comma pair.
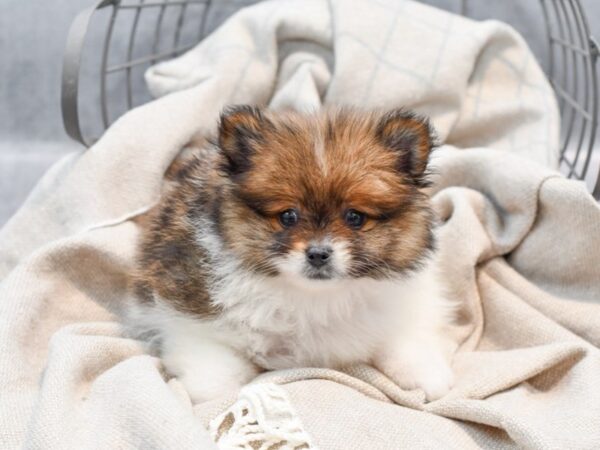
376,109 -> 436,187
218,105 -> 269,176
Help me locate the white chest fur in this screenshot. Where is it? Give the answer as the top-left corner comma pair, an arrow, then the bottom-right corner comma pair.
204,260 -> 446,370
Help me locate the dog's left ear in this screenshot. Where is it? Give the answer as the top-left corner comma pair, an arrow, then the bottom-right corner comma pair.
377,109 -> 435,185
218,105 -> 269,176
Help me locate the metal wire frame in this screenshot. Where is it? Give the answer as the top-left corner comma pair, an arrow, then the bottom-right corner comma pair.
62,0 -> 213,147
540,0 -> 600,198
100,0 -> 213,128
61,0 -> 600,198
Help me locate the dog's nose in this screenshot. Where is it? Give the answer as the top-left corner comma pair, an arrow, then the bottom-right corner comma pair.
306,246 -> 332,268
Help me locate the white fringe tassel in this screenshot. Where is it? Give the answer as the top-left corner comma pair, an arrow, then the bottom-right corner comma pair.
209,383 -> 317,450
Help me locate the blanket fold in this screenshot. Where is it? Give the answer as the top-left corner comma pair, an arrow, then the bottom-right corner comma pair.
1,0 -> 598,449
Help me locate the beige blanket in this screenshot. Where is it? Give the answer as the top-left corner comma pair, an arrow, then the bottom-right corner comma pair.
2,0 -> 599,448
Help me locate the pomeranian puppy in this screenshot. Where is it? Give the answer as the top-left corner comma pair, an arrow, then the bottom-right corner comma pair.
131,106 -> 454,402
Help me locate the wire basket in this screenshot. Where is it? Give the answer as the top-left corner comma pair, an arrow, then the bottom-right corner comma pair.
61,0 -> 600,199
540,0 -> 599,198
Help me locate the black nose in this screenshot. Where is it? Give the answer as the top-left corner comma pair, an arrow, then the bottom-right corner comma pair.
306,246 -> 332,268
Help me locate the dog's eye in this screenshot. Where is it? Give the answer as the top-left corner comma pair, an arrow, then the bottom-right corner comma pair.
344,209 -> 366,229
279,209 -> 299,228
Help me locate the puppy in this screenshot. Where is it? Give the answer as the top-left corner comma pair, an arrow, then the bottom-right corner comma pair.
131,106 -> 454,402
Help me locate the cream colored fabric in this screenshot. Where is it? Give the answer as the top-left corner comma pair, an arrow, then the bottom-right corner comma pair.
2,0 -> 598,449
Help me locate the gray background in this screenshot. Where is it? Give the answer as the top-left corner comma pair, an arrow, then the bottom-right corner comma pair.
1,0 -> 599,227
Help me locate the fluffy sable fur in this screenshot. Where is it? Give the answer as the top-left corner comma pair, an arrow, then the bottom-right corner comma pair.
131,106 -> 454,402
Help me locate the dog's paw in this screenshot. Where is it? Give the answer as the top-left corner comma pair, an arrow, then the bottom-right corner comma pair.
375,342 -> 454,401
178,368 -> 249,403
162,343 -> 259,404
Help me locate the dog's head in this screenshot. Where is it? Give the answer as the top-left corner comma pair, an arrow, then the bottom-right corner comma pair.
212,106 -> 436,284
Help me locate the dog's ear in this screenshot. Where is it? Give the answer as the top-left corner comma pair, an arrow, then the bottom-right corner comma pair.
218,105 -> 269,176
376,109 -> 435,186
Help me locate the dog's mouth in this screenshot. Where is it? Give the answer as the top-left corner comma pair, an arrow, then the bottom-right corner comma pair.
303,266 -> 336,281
